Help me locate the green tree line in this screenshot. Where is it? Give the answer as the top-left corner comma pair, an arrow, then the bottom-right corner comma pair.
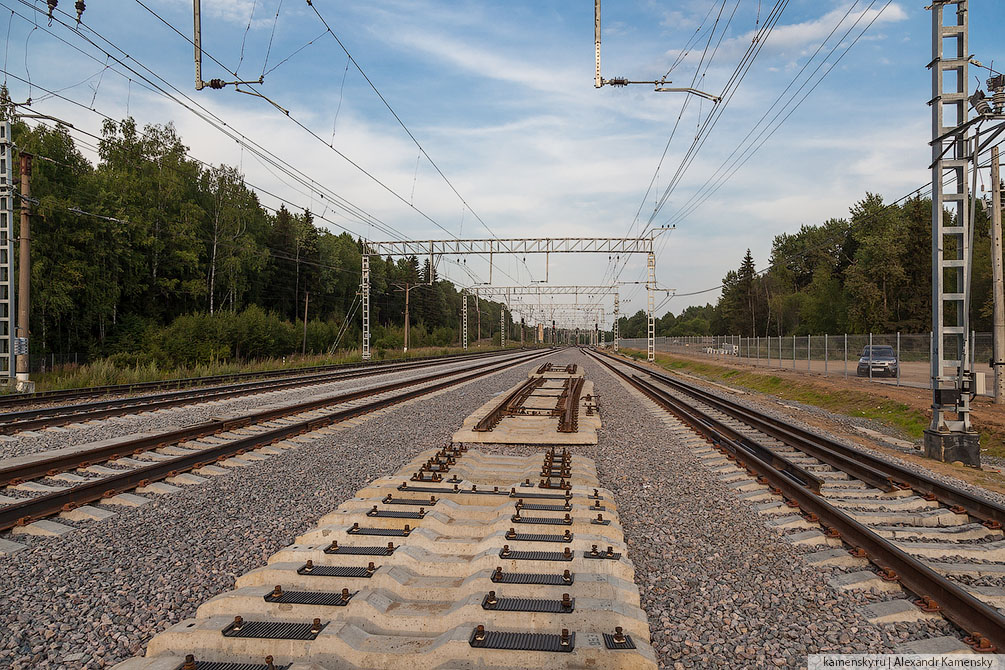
619,192 -> 1004,338
8,115 -> 515,367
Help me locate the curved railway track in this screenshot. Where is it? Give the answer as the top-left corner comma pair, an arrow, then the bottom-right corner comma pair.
585,347 -> 1005,653
0,348 -> 551,535
0,349 -> 522,435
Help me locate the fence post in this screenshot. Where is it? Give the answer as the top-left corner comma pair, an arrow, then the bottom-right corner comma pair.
756,336 -> 759,367
869,332 -> 873,380
825,334 -> 828,376
807,334 -> 811,371
897,331 -> 901,387
844,334 -> 848,378
792,334 -> 796,369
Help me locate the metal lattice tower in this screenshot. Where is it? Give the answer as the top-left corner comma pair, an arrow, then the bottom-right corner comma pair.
0,123 -> 15,378
613,295 -> 620,352
926,0 -> 977,458
360,254 -> 370,360
360,237 -> 658,358
500,309 -> 506,348
462,292 -> 468,350
646,252 -> 656,362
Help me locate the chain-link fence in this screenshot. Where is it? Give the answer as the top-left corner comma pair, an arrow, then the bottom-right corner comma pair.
617,333 -> 996,396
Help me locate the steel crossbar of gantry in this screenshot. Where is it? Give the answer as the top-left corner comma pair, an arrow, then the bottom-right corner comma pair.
360,237 -> 658,360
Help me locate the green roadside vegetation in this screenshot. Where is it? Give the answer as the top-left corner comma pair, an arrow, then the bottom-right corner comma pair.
623,349 -> 1005,460
25,344 -> 511,393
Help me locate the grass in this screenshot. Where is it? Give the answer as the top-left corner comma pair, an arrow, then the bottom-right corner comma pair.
625,349 -> 930,441
21,344 -> 511,393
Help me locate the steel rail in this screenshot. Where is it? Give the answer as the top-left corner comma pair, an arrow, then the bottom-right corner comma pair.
0,348 -> 519,410
0,350 -> 549,487
588,350 -> 1005,649
557,377 -> 585,434
628,374 -> 824,492
473,378 -> 544,432
597,350 -> 1005,526
0,349 -> 525,435
0,349 -> 552,532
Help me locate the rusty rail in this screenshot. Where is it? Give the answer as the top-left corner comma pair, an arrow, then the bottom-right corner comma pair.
586,348 -> 1005,649
0,350 -> 552,531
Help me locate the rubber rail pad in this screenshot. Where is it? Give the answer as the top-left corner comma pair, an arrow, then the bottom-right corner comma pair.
584,550 -> 622,560
591,519 -> 611,526
324,545 -> 393,556
223,620 -> 327,640
541,470 -> 572,478
382,497 -> 436,506
511,492 -> 570,500
367,509 -> 425,519
347,526 -> 411,536
397,484 -> 457,494
505,532 -> 572,543
589,503 -> 606,511
512,516 -> 574,525
189,662 -> 291,670
469,629 -> 575,653
264,590 -> 354,606
518,503 -> 571,511
604,633 -> 637,650
499,549 -> 573,561
297,565 -> 375,577
482,595 -> 575,613
491,571 -> 575,586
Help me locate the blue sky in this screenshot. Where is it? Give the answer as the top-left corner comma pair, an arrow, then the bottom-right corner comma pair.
2,1 -> 1003,325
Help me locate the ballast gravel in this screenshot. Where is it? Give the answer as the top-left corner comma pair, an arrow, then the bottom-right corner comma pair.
0,349 -> 975,669
0,354 -> 526,461
0,356 -> 536,670
571,353 -> 960,668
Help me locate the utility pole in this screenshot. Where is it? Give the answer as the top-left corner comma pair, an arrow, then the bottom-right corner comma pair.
301,291 -> 309,356
0,122 -> 15,383
925,0 -> 979,464
462,292 -> 468,351
16,152 -> 30,383
993,145 -> 1004,403
476,293 -> 481,345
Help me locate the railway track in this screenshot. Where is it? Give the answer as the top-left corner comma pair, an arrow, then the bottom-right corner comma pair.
0,349 -> 522,435
585,348 -> 1005,653
109,443 -> 656,669
0,348 -> 550,536
0,348 -> 511,411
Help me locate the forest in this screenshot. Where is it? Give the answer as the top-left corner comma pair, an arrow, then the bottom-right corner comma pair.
11,110 -> 1003,365
8,114 -> 514,369
619,192 -> 1004,339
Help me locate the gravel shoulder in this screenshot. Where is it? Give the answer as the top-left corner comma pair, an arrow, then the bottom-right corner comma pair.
0,355 -> 522,461
0,356 -> 533,669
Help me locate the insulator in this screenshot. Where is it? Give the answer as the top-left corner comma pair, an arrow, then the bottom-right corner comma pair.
208,79 -> 226,89
608,77 -> 629,87
75,0 -> 85,21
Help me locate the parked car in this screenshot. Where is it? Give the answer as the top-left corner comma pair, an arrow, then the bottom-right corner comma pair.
856,345 -> 898,377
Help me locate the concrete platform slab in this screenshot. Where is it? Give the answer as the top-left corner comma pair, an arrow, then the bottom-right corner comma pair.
803,548 -> 868,568
136,482 -> 182,495
0,537 -> 28,555
50,472 -> 90,483
828,570 -> 902,593
861,598 -> 939,623
100,493 -> 150,507
193,465 -> 229,476
894,636 -> 972,655
59,505 -> 117,522
12,480 -> 68,493
11,519 -> 75,537
166,473 -> 208,485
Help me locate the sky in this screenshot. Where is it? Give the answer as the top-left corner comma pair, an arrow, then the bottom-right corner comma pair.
1,0 -> 1003,328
